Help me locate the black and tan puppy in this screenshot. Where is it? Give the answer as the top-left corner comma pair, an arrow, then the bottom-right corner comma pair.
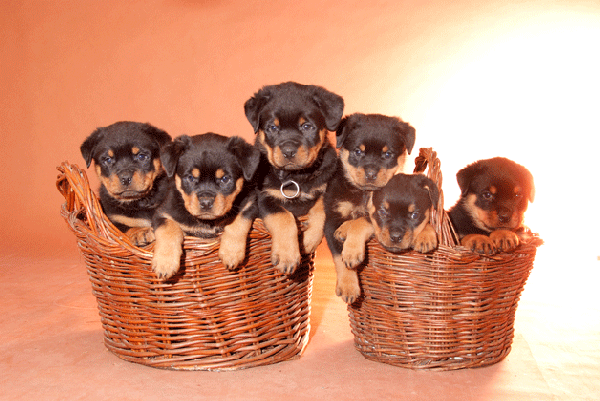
332,173 -> 439,303
151,133 -> 260,279
368,173 -> 439,254
323,113 -> 416,303
448,157 -> 535,254
80,121 -> 172,245
244,82 -> 344,274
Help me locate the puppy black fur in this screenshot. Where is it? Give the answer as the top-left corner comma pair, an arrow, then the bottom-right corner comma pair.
323,113 -> 415,303
244,81 -> 344,274
151,133 -> 260,279
368,173 -> 439,254
80,121 -> 172,245
448,157 -> 535,254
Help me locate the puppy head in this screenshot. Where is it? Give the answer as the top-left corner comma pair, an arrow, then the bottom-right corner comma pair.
161,133 -> 260,220
369,173 -> 438,253
336,113 -> 416,190
456,157 -> 534,232
244,82 -> 344,170
80,121 -> 172,201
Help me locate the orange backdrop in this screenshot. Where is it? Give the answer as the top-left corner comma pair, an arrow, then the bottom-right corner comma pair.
1,0 -> 599,263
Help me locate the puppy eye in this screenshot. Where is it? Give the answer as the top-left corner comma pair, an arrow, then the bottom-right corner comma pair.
409,212 -> 420,220
515,192 -> 523,199
354,148 -> 364,157
185,175 -> 196,183
300,122 -> 315,131
219,175 -> 231,185
482,191 -> 493,200
266,125 -> 279,134
102,156 -> 113,165
377,208 -> 389,219
382,150 -> 394,160
135,153 -> 149,162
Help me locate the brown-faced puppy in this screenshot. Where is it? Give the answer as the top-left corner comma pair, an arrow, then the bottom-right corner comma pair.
323,113 -> 416,303
151,133 -> 260,279
244,82 -> 344,274
80,121 -> 172,245
368,173 -> 439,255
448,157 -> 534,254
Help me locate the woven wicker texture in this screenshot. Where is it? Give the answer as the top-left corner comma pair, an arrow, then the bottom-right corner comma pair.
348,148 -> 543,370
56,162 -> 314,371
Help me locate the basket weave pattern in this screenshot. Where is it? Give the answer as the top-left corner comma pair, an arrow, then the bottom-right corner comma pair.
57,162 -> 314,371
347,149 -> 543,370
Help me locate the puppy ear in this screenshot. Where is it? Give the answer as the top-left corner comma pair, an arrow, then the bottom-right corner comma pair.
312,87 -> 344,131
395,122 -> 416,155
227,136 -> 261,181
143,123 -> 172,147
161,135 -> 192,177
80,128 -> 105,168
244,87 -> 272,133
335,116 -> 349,149
417,174 -> 440,210
456,163 -> 482,197
521,166 -> 535,203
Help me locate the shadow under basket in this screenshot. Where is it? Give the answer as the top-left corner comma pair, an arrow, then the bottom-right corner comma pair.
347,148 -> 543,371
56,162 -> 314,371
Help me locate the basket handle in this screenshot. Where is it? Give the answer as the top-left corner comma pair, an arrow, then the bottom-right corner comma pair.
413,148 -> 459,247
56,162 -> 127,243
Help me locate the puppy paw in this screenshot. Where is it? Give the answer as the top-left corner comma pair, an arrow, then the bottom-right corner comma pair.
461,234 -> 495,255
271,239 -> 301,274
219,239 -> 246,270
490,229 -> 519,252
151,252 -> 181,279
341,238 -> 366,269
334,224 -> 349,242
412,224 -> 437,253
126,227 -> 155,246
335,269 -> 361,304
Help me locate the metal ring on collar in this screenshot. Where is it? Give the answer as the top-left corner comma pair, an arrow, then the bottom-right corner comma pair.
280,180 -> 301,199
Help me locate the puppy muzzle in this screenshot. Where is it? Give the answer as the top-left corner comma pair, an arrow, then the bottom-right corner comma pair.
197,192 -> 215,211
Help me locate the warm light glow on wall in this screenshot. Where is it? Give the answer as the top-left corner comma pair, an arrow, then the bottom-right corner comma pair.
400,10 -> 600,262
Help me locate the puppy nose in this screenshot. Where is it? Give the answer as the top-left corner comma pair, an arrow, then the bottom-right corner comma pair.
280,143 -> 297,159
498,212 -> 512,223
389,231 -> 404,243
365,168 -> 379,181
119,173 -> 132,186
199,197 -> 214,210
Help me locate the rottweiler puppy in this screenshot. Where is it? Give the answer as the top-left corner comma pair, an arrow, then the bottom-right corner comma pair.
244,82 -> 344,274
323,113 -> 416,303
332,173 -> 438,303
368,173 -> 439,254
80,121 -> 172,245
151,133 -> 261,279
448,157 -> 535,254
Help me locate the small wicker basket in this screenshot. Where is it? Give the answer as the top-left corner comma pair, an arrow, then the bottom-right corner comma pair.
348,148 -> 543,370
56,162 -> 314,371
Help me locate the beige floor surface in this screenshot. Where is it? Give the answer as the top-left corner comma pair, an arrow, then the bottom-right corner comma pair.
1,241 -> 598,401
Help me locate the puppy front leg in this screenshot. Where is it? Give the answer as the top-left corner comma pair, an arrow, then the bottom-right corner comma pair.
412,223 -> 437,253
335,216 -> 374,269
461,233 -> 495,254
263,211 -> 301,274
302,197 -> 326,254
126,226 -> 155,246
333,255 -> 361,304
151,217 -> 184,279
219,213 -> 254,270
490,229 -> 519,252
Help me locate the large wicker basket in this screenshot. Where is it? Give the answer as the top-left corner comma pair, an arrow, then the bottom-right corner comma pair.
56,162 -> 314,371
348,148 -> 543,370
